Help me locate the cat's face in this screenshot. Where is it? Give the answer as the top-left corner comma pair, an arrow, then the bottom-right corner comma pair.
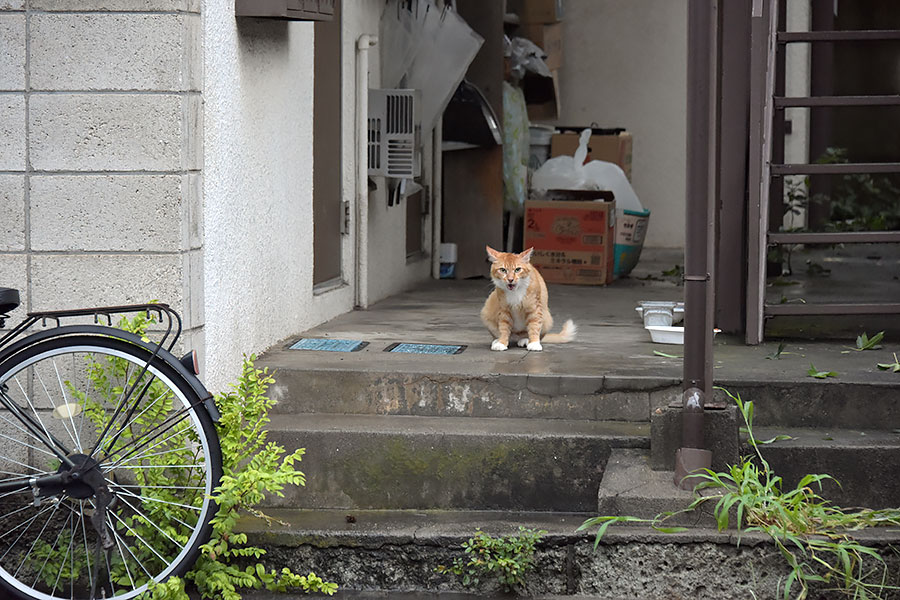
486,246 -> 535,292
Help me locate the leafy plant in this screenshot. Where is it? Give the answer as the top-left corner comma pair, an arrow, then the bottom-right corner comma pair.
579,389 -> 900,600
57,313 -> 337,600
877,352 -> 900,373
436,526 -> 546,592
807,364 -> 838,379
815,147 -> 900,233
186,356 -> 337,600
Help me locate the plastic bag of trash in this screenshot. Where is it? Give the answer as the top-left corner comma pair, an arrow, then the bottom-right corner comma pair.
531,128 -> 644,213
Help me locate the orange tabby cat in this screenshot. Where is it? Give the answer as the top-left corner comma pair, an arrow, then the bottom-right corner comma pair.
480,245 -> 577,351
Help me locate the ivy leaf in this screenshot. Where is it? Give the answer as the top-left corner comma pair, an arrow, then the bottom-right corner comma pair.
807,364 -> 838,379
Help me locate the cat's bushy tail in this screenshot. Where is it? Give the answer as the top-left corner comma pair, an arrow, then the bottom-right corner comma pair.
541,319 -> 577,344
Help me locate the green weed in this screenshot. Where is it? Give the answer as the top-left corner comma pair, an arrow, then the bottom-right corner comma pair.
579,388 -> 900,600
436,526 -> 546,592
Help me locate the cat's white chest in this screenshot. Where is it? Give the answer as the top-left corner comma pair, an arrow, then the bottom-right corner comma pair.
501,280 -> 530,331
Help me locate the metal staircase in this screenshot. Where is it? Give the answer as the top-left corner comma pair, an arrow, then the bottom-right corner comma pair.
746,0 -> 900,344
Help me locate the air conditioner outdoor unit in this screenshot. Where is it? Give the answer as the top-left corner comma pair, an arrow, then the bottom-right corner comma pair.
368,89 -> 421,178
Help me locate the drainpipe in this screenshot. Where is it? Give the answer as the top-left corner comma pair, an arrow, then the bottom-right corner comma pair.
355,34 -> 378,309
675,0 -> 717,489
431,117 -> 443,279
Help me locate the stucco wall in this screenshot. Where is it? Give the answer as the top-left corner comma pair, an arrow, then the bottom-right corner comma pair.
203,5 -> 319,390
203,1 -> 435,390
342,1 -> 435,306
552,0 -> 688,248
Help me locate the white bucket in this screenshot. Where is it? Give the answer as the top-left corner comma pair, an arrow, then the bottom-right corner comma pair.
528,125 -> 555,170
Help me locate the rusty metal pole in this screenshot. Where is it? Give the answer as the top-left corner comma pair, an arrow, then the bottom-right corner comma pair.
675,0 -> 717,489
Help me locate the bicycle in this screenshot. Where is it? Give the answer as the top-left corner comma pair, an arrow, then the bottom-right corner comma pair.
0,287 -> 222,600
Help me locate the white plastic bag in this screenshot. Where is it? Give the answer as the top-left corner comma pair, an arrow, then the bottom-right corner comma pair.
531,128 -> 644,213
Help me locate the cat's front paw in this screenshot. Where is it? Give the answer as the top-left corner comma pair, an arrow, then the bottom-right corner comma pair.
491,339 -> 508,351
516,338 -> 528,348
526,341 -> 543,352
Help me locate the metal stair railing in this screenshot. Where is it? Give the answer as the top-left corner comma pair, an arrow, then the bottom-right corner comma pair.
746,0 -> 900,344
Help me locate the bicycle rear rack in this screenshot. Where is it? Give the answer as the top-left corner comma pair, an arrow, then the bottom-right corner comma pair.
0,302 -> 183,353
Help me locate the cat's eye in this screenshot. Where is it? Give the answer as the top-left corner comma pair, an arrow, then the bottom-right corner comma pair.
498,267 -> 507,273
515,267 -> 522,273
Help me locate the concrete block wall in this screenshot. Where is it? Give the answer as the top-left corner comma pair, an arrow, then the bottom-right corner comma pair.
0,1 -> 203,346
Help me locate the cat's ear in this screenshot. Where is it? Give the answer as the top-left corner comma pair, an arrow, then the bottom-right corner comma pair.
518,247 -> 535,263
485,245 -> 501,263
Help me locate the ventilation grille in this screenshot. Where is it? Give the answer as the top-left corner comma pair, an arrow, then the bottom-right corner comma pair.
368,89 -> 421,178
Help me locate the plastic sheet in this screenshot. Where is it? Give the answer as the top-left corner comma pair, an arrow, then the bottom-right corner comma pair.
400,2 -> 484,130
502,81 -> 530,212
506,36 -> 552,81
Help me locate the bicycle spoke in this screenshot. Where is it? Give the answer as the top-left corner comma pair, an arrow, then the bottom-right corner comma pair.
0,336 -> 220,599
111,492 -> 184,549
107,512 -> 158,582
99,406 -> 195,468
104,545 -> 118,598
34,358 -> 83,453
0,502 -> 57,550
12,500 -> 63,578
111,483 -> 204,492
29,508 -> 73,590
9,376 -> 72,459
105,443 -> 198,471
79,500 -> 94,596
110,484 -> 200,524
0,397 -> 73,469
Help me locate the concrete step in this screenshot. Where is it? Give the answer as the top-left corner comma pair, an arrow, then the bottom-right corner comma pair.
751,426 -> 900,508
261,351 -> 900,431
715,380 -> 900,430
595,449 -> 714,528
236,508 -> 900,599
264,363 -> 677,422
264,414 -> 649,512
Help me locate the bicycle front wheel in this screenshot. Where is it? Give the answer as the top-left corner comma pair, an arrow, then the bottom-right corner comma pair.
0,335 -> 222,600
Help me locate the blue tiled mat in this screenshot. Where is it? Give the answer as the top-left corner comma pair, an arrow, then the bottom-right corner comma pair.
384,342 -> 466,355
289,338 -> 368,352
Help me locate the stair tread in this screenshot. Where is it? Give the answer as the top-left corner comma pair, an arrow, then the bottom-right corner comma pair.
237,507 -> 900,546
266,412 -> 650,438
751,426 -> 900,447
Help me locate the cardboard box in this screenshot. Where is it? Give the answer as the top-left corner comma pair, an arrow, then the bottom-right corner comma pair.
523,192 -> 616,285
508,0 -> 564,23
551,129 -> 633,180
517,22 -> 563,70
523,69 -> 560,122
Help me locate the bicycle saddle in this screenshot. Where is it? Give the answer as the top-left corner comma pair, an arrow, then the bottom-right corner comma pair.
0,287 -> 20,314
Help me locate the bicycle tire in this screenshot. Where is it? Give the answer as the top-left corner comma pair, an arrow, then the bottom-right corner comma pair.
0,334 -> 222,600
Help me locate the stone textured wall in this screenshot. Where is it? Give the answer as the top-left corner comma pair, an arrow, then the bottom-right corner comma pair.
0,0 -> 203,346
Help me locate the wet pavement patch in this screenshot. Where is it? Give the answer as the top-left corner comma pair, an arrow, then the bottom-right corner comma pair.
384,342 -> 466,355
289,338 -> 368,352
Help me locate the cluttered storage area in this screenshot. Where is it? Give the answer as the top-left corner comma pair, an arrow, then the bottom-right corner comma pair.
379,0 -> 686,283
